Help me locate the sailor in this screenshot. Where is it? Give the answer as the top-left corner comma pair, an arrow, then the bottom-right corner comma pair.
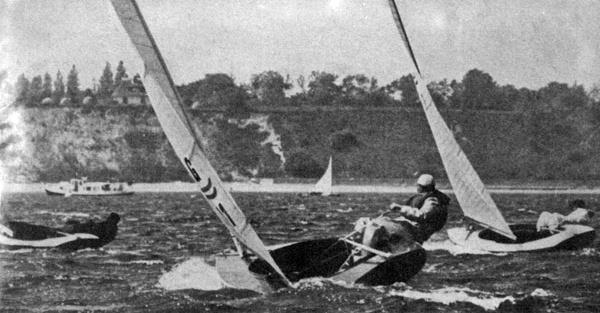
387,174 -> 450,243
536,199 -> 595,232
354,174 -> 450,254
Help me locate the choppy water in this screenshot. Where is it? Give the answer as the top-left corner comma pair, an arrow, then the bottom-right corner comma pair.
0,192 -> 599,312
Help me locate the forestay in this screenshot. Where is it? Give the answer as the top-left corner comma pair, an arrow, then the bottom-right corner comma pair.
313,156 -> 333,196
110,0 -> 292,285
385,0 -> 516,240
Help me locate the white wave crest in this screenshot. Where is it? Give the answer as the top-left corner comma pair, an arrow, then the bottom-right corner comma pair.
388,286 -> 514,311
157,257 -> 229,291
0,248 -> 33,254
38,210 -> 90,218
105,260 -> 163,265
575,248 -> 599,256
531,288 -> 552,297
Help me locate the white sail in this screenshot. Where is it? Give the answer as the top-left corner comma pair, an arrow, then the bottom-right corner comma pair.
312,156 -> 333,196
386,0 -> 516,240
109,0 -> 292,285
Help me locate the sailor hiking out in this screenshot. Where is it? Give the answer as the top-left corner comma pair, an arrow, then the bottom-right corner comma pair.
354,174 -> 450,253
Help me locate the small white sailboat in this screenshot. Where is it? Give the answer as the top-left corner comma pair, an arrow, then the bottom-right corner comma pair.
111,0 -> 425,293
310,156 -> 337,196
386,0 -> 595,252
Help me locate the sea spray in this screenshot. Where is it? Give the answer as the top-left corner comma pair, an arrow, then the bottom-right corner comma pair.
158,257 -> 229,291
388,286 -> 515,311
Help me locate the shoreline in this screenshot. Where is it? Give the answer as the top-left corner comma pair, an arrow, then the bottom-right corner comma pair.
4,182 -> 600,195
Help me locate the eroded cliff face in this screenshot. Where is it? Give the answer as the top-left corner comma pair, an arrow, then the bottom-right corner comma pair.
1,106 -> 597,183
0,107 -> 282,183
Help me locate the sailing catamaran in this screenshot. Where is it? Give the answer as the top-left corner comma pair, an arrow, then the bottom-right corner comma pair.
386,0 -> 595,252
310,156 -> 337,196
110,0 -> 425,293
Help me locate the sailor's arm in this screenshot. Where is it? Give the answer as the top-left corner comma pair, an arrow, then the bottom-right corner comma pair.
389,197 -> 440,222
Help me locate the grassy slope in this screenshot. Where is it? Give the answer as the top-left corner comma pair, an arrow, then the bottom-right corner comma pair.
3,107 -> 598,183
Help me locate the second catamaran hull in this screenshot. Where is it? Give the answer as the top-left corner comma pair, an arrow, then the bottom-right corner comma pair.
447,224 -> 595,253
216,237 -> 426,293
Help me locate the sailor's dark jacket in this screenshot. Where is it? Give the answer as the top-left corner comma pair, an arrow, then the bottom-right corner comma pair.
403,189 -> 450,243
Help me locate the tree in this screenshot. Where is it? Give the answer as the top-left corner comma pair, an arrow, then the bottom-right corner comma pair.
340,74 -> 388,107
386,74 -> 419,107
250,70 -> 291,106
284,151 -> 324,178
461,69 -> 499,110
114,60 -> 127,88
98,62 -> 114,98
537,82 -> 587,112
15,74 -> 29,104
448,79 -> 464,108
41,72 -> 53,100
194,73 -> 249,115
28,75 -> 43,105
427,79 -> 453,108
296,75 -> 306,93
307,71 -> 340,106
66,65 -> 80,103
53,70 -> 65,102
496,84 -> 519,111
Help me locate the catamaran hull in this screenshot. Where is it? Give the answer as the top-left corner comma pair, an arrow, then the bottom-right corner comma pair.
0,234 -> 104,250
0,214 -> 120,251
216,237 -> 426,293
447,224 -> 596,253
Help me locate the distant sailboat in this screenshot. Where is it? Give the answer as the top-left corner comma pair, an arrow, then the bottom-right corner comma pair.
386,0 -> 595,252
310,156 -> 336,196
111,0 -> 425,293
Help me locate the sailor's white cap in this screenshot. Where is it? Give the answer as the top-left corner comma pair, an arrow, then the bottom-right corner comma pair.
417,174 -> 435,187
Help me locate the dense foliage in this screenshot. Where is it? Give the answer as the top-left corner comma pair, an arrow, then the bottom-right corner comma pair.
7,65 -> 600,182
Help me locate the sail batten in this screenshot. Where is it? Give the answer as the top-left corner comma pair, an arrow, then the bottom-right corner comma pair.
386,0 -> 516,240
110,0 -> 292,286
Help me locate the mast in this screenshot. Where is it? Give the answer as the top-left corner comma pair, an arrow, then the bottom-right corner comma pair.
385,0 -> 516,240
109,0 -> 293,285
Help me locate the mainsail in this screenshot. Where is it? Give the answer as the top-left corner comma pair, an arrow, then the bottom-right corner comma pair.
109,0 -> 292,285
312,156 -> 333,196
385,0 -> 516,240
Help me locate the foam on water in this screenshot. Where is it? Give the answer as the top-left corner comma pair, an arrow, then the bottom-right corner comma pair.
0,248 -> 33,254
32,304 -> 126,312
38,210 -> 90,218
423,239 -> 500,256
575,247 -> 599,256
388,286 -> 514,311
105,260 -> 164,265
158,257 -> 229,291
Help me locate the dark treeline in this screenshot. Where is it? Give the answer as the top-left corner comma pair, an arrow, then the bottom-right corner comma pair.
15,63 -> 600,112
13,61 -> 144,107
176,68 -> 599,113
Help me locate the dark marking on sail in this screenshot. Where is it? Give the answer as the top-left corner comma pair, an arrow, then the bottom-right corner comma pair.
201,178 -> 212,192
184,157 -> 201,182
218,203 -> 236,226
205,187 -> 217,199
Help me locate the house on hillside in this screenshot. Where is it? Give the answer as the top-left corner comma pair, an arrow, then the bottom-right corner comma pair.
112,79 -> 148,106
